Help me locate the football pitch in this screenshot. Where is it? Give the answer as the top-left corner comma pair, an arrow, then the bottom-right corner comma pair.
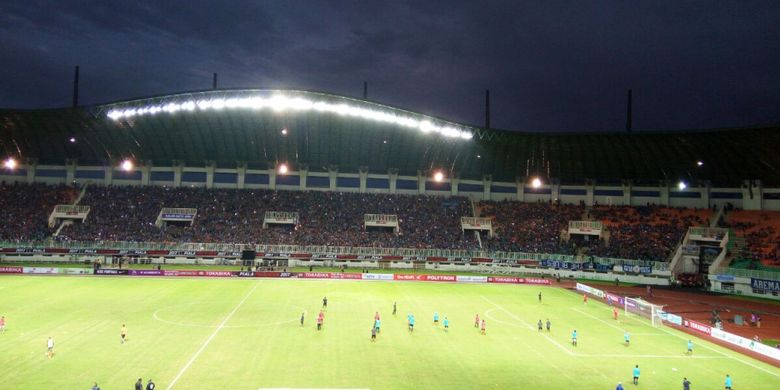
1,276 -> 779,389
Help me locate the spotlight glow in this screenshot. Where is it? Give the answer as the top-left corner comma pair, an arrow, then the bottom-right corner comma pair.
105,92 -> 474,140
696,161 -> 703,167
120,159 -> 134,172
433,171 -> 444,182
278,163 -> 289,175
4,158 -> 17,170
531,177 -> 542,189
281,128 -> 288,135
69,137 -> 76,143
678,181 -> 687,190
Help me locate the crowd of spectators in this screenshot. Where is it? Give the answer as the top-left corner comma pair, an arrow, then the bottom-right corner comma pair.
479,200 -> 583,254
0,182 -> 77,242
588,205 -> 710,261
723,211 -> 780,267
57,186 -> 476,249
1,183 -> 720,261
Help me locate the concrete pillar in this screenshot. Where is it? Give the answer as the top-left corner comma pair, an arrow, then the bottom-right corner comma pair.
483,175 -> 492,201
742,180 -> 763,210
299,168 -> 308,190
516,177 -> 525,202
237,163 -> 247,189
205,162 -> 215,189
622,181 -> 632,206
417,170 -> 426,195
141,163 -> 151,186
551,180 -> 560,202
268,169 -> 277,190
389,169 -> 398,194
173,163 -> 183,187
450,176 -> 459,196
659,182 -> 670,207
25,159 -> 37,184
585,181 -> 595,206
104,164 -> 113,186
65,159 -> 77,184
328,167 -> 338,191
359,167 -> 368,193
701,182 -> 711,209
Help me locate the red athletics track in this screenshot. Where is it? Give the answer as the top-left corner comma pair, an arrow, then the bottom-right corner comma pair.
558,280 -> 780,368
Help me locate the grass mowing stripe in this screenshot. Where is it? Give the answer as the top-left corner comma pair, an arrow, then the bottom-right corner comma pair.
165,282 -> 259,390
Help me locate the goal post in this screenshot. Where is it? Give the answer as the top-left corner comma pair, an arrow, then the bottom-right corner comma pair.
624,296 -> 665,327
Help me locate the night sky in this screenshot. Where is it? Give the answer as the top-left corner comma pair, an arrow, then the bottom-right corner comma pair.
1,1 -> 778,132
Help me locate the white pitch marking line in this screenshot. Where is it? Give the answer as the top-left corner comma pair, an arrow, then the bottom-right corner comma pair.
166,283 -> 259,390
480,295 -> 574,356
595,304 -> 780,378
571,308 -> 663,335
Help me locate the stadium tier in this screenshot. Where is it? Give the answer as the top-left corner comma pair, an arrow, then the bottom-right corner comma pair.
2,88 -> 780,296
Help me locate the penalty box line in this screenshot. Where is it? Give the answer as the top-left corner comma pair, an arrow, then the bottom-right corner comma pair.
166,282 -> 260,390
590,298 -> 780,379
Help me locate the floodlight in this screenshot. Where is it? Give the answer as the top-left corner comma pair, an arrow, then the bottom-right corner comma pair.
3,158 -> 17,170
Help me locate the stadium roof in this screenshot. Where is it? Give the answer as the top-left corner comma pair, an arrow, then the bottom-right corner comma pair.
1,89 -> 779,186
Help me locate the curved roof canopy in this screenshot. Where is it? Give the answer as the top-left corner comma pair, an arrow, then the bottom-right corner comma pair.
1,89 -> 779,186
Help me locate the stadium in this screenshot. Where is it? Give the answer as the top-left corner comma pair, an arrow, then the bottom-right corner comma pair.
1,86 -> 780,389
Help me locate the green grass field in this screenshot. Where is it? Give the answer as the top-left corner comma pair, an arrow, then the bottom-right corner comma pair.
1,276 -> 779,389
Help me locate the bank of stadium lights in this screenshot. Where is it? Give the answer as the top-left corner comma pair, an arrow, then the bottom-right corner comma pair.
531,177 -> 543,189
433,171 -> 445,182
678,181 -> 687,190
277,163 -> 289,175
105,95 -> 473,140
3,158 -> 17,170
120,159 -> 134,172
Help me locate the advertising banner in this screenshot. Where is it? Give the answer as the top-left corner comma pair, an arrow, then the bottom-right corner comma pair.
660,312 -> 683,326
197,271 -> 236,277
456,275 -> 488,283
393,274 -> 427,281
60,268 -> 91,275
751,278 -> 780,293
606,293 -> 624,306
488,277 -> 525,284
362,273 -> 394,280
95,269 -> 129,275
621,264 -> 653,274
576,283 -> 605,298
23,267 -> 59,274
127,270 -> 164,276
163,270 -> 200,277
237,271 -> 255,277
425,275 -> 457,282
683,319 -> 711,335
715,274 -> 735,282
710,329 -> 780,361
300,272 -> 331,279
330,272 -> 363,280
0,266 -> 23,274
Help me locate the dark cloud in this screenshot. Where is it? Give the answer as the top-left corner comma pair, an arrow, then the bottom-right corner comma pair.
0,0 -> 778,132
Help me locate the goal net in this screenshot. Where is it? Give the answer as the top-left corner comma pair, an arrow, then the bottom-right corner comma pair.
624,296 -> 665,327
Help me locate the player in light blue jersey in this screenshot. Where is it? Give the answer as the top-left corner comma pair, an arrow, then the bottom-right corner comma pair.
632,365 -> 640,385
624,331 -> 630,347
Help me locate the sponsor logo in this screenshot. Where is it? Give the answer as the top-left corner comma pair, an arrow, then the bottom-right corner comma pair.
715,274 -> 735,282
301,272 -> 331,279
23,267 -> 59,274
95,269 -> 129,275
0,266 -> 24,274
751,278 -> 780,293
426,275 -> 456,282
684,319 -> 711,335
128,270 -> 164,276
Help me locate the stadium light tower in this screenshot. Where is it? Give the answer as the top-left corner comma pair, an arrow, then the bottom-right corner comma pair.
3,157 -> 17,170
531,177 -> 542,189
433,171 -> 445,182
120,159 -> 134,172
278,163 -> 289,175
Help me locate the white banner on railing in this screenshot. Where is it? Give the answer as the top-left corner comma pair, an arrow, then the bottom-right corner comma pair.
710,328 -> 780,361
22,267 -> 58,274
456,275 -> 488,283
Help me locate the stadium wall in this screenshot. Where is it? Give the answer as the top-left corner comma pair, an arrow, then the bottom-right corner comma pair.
0,162 -> 773,210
